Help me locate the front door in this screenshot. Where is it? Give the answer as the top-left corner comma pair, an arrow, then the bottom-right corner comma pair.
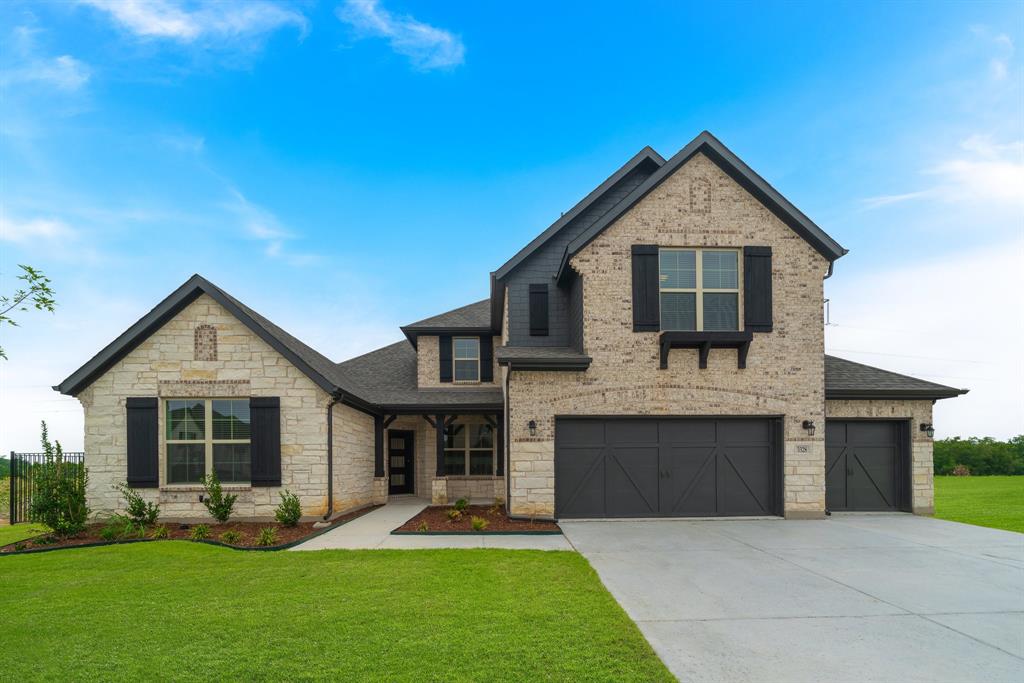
388,430 -> 415,495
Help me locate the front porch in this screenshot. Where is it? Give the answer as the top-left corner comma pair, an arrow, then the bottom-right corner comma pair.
372,410 -> 505,507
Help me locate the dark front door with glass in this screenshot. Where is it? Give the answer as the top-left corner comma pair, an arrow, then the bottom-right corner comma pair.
388,430 -> 415,495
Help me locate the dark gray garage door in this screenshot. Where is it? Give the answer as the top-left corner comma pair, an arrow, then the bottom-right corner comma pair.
555,418 -> 781,519
826,420 -> 910,512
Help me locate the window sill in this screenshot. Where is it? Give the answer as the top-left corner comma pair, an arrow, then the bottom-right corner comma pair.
159,485 -> 252,492
659,330 -> 753,370
442,475 -> 500,480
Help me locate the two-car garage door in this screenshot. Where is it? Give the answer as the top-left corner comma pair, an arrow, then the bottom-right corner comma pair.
555,417 -> 782,519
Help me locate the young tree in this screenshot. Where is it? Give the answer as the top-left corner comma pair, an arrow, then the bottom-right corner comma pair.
0,264 -> 56,359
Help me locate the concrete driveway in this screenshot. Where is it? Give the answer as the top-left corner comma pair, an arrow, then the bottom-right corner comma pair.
560,515 -> 1024,683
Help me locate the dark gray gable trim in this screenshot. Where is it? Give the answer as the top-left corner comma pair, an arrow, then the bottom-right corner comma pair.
497,357 -> 592,371
826,388 -> 968,400
54,274 -> 344,398
400,326 -> 493,349
492,146 -> 666,281
555,131 -> 848,283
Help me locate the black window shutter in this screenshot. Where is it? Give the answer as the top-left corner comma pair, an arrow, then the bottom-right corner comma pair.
439,335 -> 453,383
631,245 -> 660,331
480,336 -> 494,382
250,397 -> 281,487
126,397 -> 158,488
529,284 -> 549,336
743,246 -> 773,332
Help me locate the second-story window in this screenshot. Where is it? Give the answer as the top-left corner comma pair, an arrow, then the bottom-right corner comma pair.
453,337 -> 480,382
659,248 -> 740,331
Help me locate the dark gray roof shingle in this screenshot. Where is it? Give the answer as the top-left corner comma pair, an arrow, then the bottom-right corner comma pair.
403,299 -> 491,330
824,355 -> 967,399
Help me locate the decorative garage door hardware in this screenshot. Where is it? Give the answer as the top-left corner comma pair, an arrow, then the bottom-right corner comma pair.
658,331 -> 753,369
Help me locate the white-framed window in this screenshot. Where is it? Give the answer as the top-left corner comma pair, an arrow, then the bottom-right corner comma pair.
659,248 -> 741,331
443,419 -> 494,476
453,337 -> 480,382
166,399 -> 251,485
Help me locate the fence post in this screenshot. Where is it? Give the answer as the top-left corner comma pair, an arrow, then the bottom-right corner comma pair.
8,451 -> 14,524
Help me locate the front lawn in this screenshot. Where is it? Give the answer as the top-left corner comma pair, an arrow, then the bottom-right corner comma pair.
935,475 -> 1024,533
0,543 -> 673,682
0,523 -> 49,546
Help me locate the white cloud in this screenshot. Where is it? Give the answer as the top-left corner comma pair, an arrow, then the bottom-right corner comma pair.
224,189 -> 317,266
80,0 -> 308,42
0,52 -> 91,91
0,216 -> 77,244
862,134 -> 1024,208
970,26 -> 1015,81
337,0 -> 464,70
826,239 -> 1024,439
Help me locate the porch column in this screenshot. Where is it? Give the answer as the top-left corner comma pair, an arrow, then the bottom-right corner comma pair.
373,414 -> 384,478
495,413 -> 504,477
435,413 -> 445,477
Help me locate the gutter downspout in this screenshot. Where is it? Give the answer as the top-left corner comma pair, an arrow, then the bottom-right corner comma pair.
324,392 -> 342,520
504,368 -> 511,514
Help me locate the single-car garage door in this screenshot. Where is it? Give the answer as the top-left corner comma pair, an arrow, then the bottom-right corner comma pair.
555,417 -> 782,519
825,420 -> 910,512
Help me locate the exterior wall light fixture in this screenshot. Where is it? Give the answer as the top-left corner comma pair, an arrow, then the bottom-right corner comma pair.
528,420 -> 537,437
802,420 -> 816,437
920,423 -> 935,438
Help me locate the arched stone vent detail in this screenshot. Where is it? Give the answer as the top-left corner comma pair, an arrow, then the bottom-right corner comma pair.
689,177 -> 712,215
194,324 -> 218,361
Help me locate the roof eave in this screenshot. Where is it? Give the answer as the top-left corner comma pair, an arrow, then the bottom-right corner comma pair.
826,388 -> 969,401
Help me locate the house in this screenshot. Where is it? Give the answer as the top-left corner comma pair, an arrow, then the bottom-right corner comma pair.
55,131 -> 967,521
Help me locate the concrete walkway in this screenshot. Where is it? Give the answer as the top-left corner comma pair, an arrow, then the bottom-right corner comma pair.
561,514 -> 1024,683
291,497 -> 572,551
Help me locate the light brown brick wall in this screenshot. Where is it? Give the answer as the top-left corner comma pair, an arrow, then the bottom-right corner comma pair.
78,294 -> 371,520
825,399 -> 935,513
508,151 -> 830,518
416,334 -> 501,389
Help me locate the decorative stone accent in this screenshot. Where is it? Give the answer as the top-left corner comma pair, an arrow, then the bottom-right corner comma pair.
689,177 -> 711,214
506,151 -> 830,519
194,324 -> 217,361
158,380 -> 249,397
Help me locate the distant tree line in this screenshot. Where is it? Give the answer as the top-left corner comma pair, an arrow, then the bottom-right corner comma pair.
934,436 -> 1024,476
0,456 -> 8,478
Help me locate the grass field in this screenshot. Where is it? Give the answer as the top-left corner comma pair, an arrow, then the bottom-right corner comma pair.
0,543 -> 673,682
935,475 -> 1024,533
0,523 -> 49,546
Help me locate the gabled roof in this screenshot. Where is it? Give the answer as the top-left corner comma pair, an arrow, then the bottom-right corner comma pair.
335,340 -> 503,411
555,131 -> 848,282
492,145 -> 666,281
824,355 -> 968,400
54,275 -> 372,412
400,299 -> 491,347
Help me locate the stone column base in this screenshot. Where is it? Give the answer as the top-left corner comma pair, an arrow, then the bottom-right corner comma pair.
784,509 -> 826,520
431,478 -> 448,505
912,506 -> 935,516
372,477 -> 388,504
493,478 -> 506,504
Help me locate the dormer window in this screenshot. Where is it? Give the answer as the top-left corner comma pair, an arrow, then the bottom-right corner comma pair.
453,337 -> 480,382
659,248 -> 740,331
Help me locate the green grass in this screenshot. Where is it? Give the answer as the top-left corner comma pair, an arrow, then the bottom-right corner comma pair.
0,523 -> 49,546
0,543 -> 673,682
935,475 -> 1024,533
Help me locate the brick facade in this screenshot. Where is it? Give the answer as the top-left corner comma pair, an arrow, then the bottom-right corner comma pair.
416,334 -> 501,389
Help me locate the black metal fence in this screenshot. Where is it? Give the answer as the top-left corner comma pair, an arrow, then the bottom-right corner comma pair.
8,451 -> 86,524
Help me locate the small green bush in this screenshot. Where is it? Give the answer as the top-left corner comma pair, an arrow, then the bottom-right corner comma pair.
453,498 -> 469,512
256,527 -> 278,547
150,525 -> 169,540
274,489 -> 302,527
446,509 -> 463,522
201,472 -> 237,523
29,422 -> 89,537
470,516 -> 489,531
13,542 -> 26,552
417,521 -> 429,532
115,482 -> 160,526
101,514 -> 144,541
220,530 -> 243,545
99,525 -> 117,541
33,535 -> 56,546
189,524 -> 211,541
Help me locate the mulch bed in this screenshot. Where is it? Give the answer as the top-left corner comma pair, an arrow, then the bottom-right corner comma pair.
394,505 -> 560,534
0,505 -> 381,554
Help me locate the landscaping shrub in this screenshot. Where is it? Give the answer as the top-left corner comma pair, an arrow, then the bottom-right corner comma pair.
29,422 -> 89,536
102,514 -> 145,540
189,524 -> 211,541
470,516 -> 489,531
150,525 -> 169,540
116,482 -> 160,527
453,498 -> 469,512
446,509 -> 463,522
417,521 -> 429,532
274,490 -> 302,527
200,473 -> 237,523
220,530 -> 243,545
256,527 -> 278,547
933,436 -> 1024,476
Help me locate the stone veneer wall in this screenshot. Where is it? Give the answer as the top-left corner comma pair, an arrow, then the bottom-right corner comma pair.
78,294 -> 339,520
825,399 -> 935,513
507,152 -> 830,519
331,402 -> 377,514
416,334 -> 502,389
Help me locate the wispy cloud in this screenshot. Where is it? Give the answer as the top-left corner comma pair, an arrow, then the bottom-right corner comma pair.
224,189 -> 318,266
862,135 -> 1024,209
80,0 -> 308,43
337,0 -> 464,70
971,25 -> 1015,81
0,54 -> 91,91
0,216 -> 77,244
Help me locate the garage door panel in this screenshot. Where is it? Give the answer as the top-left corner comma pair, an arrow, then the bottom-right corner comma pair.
825,420 -> 906,512
554,446 -> 606,518
826,446 -> 847,510
606,447 -> 659,516
847,421 -> 896,444
556,418 -> 779,519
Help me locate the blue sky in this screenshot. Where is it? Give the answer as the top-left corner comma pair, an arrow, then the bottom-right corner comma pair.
1,0 -> 1022,453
